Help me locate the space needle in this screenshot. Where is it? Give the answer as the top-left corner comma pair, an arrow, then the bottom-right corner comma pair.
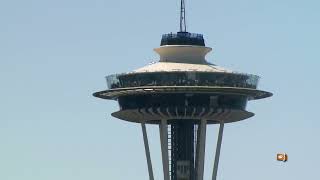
93,0 -> 272,180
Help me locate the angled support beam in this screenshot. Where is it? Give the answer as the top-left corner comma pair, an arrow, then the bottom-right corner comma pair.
141,122 -> 154,180
196,119 -> 207,180
159,119 -> 170,180
212,121 -> 225,180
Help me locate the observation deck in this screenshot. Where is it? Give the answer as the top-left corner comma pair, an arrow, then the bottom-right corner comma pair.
94,32 -> 272,124
161,32 -> 205,46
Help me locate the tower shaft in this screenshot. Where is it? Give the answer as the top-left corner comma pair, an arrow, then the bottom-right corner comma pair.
171,120 -> 196,180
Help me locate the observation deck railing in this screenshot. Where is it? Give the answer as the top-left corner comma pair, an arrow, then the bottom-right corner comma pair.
106,72 -> 259,90
161,32 -> 205,46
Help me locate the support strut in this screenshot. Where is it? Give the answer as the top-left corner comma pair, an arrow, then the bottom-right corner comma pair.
212,121 -> 225,180
141,123 -> 154,180
160,119 -> 170,180
196,119 -> 207,180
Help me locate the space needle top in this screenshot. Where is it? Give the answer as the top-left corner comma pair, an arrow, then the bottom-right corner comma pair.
93,1 -> 272,180
94,0 -> 272,122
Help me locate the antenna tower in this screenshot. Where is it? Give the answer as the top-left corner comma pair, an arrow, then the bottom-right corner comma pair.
180,0 -> 187,32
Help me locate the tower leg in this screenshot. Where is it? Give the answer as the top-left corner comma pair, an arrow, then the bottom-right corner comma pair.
141,122 -> 154,180
196,119 -> 207,180
212,121 -> 224,180
160,119 -> 170,180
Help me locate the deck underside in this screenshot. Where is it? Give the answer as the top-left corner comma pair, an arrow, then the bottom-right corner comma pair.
112,107 -> 254,124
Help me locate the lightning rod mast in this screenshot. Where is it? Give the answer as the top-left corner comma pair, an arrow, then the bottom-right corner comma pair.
180,0 -> 187,32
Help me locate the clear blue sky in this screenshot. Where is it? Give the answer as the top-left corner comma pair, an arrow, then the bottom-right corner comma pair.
1,0 -> 319,180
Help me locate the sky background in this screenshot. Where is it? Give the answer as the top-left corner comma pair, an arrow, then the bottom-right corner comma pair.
0,0 -> 319,180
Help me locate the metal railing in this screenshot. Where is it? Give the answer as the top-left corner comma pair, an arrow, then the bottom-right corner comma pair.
161,32 -> 205,46
106,71 -> 259,90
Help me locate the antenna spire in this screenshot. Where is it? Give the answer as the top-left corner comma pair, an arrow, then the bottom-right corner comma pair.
180,0 -> 187,32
